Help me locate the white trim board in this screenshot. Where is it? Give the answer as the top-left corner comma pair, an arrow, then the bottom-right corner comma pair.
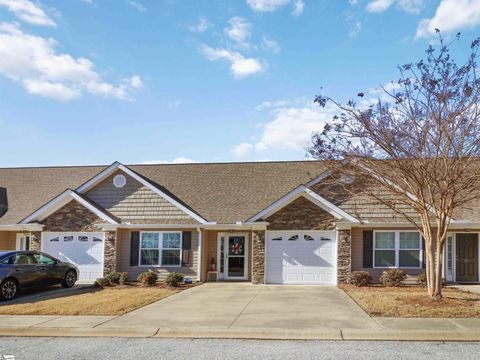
247,185 -> 359,223
75,161 -> 209,224
20,189 -> 119,225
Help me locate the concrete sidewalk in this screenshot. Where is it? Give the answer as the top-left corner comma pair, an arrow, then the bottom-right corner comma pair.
1,314 -> 480,340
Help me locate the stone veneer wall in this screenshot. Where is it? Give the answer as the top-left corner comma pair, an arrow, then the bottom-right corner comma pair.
337,229 -> 351,284
30,231 -> 41,251
40,200 -> 103,232
252,230 -> 265,284
265,196 -> 336,230
103,231 -> 116,275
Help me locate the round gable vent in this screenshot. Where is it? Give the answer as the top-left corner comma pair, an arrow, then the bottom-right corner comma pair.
113,174 -> 127,188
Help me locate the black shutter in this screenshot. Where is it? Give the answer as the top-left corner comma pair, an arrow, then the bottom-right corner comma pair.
422,236 -> 426,269
363,231 -> 373,268
130,231 -> 140,266
182,231 -> 192,267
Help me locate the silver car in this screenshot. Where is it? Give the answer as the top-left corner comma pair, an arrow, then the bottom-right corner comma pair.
0,251 -> 79,301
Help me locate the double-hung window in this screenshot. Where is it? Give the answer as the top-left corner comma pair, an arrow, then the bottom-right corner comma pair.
374,231 -> 422,268
139,232 -> 182,267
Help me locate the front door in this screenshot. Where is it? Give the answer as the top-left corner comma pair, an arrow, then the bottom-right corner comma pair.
456,233 -> 478,282
16,234 -> 30,251
218,233 -> 248,280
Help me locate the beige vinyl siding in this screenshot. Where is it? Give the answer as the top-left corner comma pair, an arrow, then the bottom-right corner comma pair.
351,227 -> 424,281
0,231 -> 16,250
117,228 -> 199,281
86,171 -> 198,224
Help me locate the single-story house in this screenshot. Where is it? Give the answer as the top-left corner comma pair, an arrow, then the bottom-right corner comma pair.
0,161 -> 477,284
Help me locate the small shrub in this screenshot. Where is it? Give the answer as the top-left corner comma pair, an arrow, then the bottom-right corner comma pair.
417,272 -> 427,287
417,272 -> 447,287
350,271 -> 372,287
166,272 -> 184,287
94,277 -> 110,287
137,271 -> 158,286
119,272 -> 129,285
380,269 -> 407,287
106,272 -> 121,285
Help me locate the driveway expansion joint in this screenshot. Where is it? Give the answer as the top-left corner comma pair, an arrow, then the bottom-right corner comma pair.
227,287 -> 263,329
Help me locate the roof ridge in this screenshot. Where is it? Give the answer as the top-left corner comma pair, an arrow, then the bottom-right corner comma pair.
0,159 -> 326,170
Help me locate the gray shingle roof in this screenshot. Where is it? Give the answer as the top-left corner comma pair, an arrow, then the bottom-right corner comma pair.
0,161 -> 329,225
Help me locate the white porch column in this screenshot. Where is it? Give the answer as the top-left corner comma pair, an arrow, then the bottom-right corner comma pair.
197,227 -> 202,282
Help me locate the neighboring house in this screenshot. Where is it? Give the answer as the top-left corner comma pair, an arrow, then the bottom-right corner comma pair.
0,161 -> 476,284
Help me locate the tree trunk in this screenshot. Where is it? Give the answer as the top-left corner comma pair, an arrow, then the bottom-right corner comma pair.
433,242 -> 444,299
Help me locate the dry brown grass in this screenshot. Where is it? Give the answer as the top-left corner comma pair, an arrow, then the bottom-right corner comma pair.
340,285 -> 480,318
0,287 -> 178,316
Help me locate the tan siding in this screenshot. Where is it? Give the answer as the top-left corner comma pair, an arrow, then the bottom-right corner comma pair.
86,171 -> 198,224
0,231 -> 16,250
117,228 -> 198,281
351,227 -> 424,281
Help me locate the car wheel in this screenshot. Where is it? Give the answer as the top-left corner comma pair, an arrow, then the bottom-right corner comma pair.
0,278 -> 18,301
62,270 -> 77,288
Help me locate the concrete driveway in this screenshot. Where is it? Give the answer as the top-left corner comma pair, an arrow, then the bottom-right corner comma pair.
101,283 -> 376,331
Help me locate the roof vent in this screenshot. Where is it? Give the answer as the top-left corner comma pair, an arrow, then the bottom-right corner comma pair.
0,187 -> 7,218
113,174 -> 127,188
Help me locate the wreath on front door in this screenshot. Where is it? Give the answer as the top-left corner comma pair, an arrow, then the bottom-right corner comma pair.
231,240 -> 243,255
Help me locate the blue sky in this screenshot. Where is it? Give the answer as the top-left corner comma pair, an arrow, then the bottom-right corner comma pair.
0,0 -> 479,167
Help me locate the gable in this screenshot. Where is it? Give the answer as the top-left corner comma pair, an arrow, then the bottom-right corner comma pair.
41,199 -> 103,232
265,196 -> 336,230
85,171 -> 199,224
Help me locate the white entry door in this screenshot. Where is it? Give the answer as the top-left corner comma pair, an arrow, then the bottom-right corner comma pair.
16,234 -> 30,251
265,230 -> 337,285
217,233 -> 248,280
42,232 -> 104,281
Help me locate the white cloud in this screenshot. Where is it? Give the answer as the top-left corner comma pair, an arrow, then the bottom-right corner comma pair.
0,0 -> 56,27
188,16 -> 212,33
292,0 -> 304,16
366,0 -> 395,13
0,22 -> 141,101
261,35 -> 281,53
200,45 -> 265,79
224,17 -> 252,48
246,0 -> 289,12
130,75 -> 143,88
22,79 -> 81,101
254,103 -> 337,152
416,0 -> 480,38
366,0 -> 422,14
349,21 -> 362,38
246,0 -> 303,15
128,1 -> 146,12
233,142 -> 254,158
143,157 -> 197,164
397,0 -> 423,14
349,0 -> 358,4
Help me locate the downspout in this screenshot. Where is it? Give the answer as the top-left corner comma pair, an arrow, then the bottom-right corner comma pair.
197,227 -> 202,282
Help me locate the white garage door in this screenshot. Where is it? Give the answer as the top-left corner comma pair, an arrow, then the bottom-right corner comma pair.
266,230 -> 337,285
42,232 -> 104,281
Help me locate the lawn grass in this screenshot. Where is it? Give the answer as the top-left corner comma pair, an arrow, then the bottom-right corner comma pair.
0,287 -> 179,316
340,284 -> 480,318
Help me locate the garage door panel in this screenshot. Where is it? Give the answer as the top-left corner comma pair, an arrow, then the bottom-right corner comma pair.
266,231 -> 336,285
42,232 -> 104,282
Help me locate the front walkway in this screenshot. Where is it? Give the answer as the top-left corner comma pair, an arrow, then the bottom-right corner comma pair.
1,283 -> 480,340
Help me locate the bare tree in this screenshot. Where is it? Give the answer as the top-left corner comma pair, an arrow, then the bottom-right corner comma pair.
308,33 -> 480,299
